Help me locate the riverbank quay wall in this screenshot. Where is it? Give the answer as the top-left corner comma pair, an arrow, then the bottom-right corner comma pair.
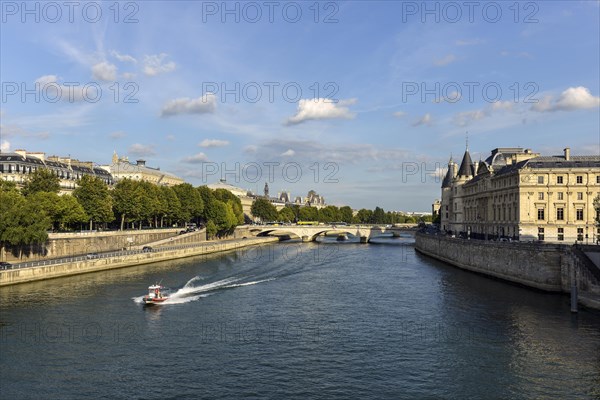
0,237 -> 279,286
0,228 -> 182,263
415,233 -> 600,310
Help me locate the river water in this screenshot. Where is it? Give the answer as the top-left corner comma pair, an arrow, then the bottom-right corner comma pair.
1,237 -> 599,399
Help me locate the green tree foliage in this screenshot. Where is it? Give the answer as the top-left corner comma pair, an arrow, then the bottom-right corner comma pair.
0,190 -> 51,256
251,198 -> 278,222
73,175 -> 114,230
372,206 -> 386,224
205,220 -> 217,240
197,185 -> 216,219
355,209 -> 373,224
29,192 -> 87,231
111,179 -> 141,230
278,206 -> 296,222
173,183 -> 204,223
161,186 -> 182,227
319,205 -> 340,223
298,205 -> 319,221
205,199 -> 236,235
339,206 -> 354,224
213,188 -> 245,225
21,168 -> 60,196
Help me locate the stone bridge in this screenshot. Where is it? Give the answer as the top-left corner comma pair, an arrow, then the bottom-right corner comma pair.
250,224 -> 417,243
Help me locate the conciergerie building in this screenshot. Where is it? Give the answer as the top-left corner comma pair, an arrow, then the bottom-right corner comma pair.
440,146 -> 600,244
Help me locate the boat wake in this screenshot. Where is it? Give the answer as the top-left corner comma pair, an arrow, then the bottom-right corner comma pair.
133,276 -> 276,306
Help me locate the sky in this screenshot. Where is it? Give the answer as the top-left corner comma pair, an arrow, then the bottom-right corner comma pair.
1,0 -> 599,211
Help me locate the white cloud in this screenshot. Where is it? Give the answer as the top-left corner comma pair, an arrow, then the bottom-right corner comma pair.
109,131 -> 126,139
434,54 -> 456,66
35,75 -> 59,86
412,113 -> 432,127
393,111 -> 406,118
166,134 -> 176,141
286,98 -> 357,125
455,39 -> 484,46
491,101 -> 514,111
532,86 -> 600,112
0,123 -> 50,139
34,75 -> 96,102
111,51 -> 137,63
244,145 -> 258,153
143,53 -> 176,76
122,72 -> 136,80
1,140 -> 10,152
281,149 -> 295,157
92,61 -> 117,81
199,139 -> 229,148
160,94 -> 217,117
453,110 -> 487,127
128,143 -> 156,157
182,152 -> 209,164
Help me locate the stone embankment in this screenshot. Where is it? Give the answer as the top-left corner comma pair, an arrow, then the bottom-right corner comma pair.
0,237 -> 279,286
415,232 -> 600,310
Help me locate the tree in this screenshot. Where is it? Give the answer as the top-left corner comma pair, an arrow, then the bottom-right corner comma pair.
355,209 -> 373,224
73,175 -> 114,230
0,190 -> 51,258
57,195 -> 88,229
161,186 -> 182,227
278,207 -> 295,222
173,183 -> 204,224
298,205 -> 319,221
29,192 -> 87,231
251,198 -> 278,222
112,179 -> 141,230
339,206 -> 353,224
319,205 -> 340,223
372,206 -> 386,224
21,168 -> 60,196
206,220 -> 217,240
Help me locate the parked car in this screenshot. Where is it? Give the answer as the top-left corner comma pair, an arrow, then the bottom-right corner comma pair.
142,246 -> 153,253
86,253 -> 99,259
0,262 -> 13,270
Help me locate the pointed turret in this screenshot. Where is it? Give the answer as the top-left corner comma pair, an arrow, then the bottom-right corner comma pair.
457,149 -> 473,177
442,156 -> 454,188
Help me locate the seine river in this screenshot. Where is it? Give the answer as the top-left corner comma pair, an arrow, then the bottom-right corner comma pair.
1,237 -> 599,399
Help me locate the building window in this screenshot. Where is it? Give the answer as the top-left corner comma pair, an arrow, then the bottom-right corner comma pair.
537,208 -> 545,220
538,227 -> 544,241
576,209 -> 584,220
538,192 -> 544,200
597,176 -> 600,184
577,192 -> 583,200
557,208 -> 564,221
558,228 -> 564,241
557,192 -> 563,200
577,228 -> 584,241
557,176 -> 563,184
576,176 -> 583,184
538,176 -> 544,184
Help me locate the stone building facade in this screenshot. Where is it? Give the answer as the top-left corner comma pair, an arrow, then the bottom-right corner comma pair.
100,152 -> 184,187
0,149 -> 113,193
441,147 -> 600,244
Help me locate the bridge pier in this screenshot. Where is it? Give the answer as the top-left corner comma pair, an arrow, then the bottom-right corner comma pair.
302,236 -> 311,242
360,236 -> 369,244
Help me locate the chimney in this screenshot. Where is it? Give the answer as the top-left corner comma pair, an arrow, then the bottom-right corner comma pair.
564,147 -> 570,161
136,159 -> 146,167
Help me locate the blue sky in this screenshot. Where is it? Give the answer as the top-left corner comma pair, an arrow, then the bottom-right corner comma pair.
1,0 -> 599,211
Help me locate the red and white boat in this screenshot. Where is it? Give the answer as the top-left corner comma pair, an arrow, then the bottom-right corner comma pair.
142,284 -> 171,305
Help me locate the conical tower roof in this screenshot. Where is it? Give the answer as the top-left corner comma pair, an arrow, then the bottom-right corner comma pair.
457,149 -> 473,177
